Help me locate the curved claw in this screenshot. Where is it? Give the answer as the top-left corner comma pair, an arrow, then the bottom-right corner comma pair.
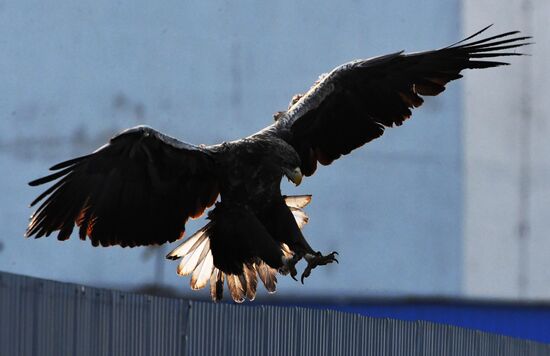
300,250 -> 339,284
329,251 -> 339,264
301,265 -> 313,284
280,252 -> 303,281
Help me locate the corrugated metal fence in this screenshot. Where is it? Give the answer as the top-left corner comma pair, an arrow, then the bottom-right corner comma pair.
1,272 -> 549,356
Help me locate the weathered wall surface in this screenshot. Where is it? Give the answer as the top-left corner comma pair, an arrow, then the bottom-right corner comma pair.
3,1 -> 548,302
0,1 -> 465,298
463,0 -> 550,299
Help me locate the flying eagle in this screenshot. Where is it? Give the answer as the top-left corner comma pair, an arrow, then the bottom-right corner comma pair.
26,27 -> 529,302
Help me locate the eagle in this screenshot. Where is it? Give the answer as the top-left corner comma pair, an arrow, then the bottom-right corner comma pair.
26,27 -> 529,302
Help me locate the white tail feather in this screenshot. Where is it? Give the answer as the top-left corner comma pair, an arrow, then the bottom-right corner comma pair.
210,268 -> 224,301
167,194 -> 313,301
166,225 -> 209,259
255,261 -> 277,293
190,250 -> 214,290
243,264 -> 258,301
177,237 -> 209,275
227,274 -> 245,303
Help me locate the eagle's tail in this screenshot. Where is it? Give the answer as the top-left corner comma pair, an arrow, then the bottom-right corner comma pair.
166,195 -> 311,302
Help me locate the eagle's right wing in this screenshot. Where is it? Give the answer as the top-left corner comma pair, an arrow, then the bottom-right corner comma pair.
274,26 -> 530,176
26,126 -> 219,247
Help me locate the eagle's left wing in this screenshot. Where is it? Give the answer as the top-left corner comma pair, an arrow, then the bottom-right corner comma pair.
26,126 -> 219,247
274,26 -> 530,176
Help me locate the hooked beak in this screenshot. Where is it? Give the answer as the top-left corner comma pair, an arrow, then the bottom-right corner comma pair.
284,167 -> 303,186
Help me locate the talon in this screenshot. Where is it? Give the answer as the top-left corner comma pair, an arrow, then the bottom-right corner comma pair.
301,267 -> 312,284
300,250 -> 339,283
280,251 -> 303,281
290,267 -> 298,281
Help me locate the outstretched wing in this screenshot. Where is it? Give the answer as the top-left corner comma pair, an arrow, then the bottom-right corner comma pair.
274,26 -> 531,176
26,126 -> 219,247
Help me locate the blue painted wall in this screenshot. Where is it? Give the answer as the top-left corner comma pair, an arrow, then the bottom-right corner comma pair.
0,1 -> 463,298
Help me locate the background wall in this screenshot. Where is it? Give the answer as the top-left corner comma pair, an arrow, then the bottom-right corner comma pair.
0,1 -> 545,301
463,0 -> 549,299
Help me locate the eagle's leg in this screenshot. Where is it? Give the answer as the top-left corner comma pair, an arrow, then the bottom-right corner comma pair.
279,251 -> 304,280
300,251 -> 339,284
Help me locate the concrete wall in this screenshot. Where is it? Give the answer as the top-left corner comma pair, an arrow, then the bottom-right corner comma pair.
462,0 -> 550,299
3,0 -> 543,301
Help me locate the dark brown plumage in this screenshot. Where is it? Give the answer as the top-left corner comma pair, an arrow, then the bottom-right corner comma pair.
27,127 -> 219,247
27,27 -> 530,302
276,26 -> 531,176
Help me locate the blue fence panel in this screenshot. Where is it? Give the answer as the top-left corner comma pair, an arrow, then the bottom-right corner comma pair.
286,300 -> 550,343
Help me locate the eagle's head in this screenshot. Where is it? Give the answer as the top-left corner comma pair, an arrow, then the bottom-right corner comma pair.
256,136 -> 302,186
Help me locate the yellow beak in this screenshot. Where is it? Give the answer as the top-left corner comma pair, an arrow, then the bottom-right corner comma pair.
285,167 -> 303,186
